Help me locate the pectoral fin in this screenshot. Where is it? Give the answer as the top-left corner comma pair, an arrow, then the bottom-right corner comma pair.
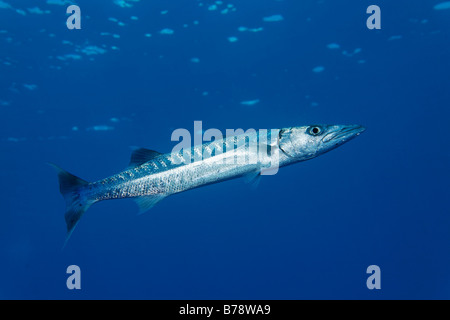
243,170 -> 261,189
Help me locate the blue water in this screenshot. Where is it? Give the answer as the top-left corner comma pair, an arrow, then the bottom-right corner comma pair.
1,0 -> 449,299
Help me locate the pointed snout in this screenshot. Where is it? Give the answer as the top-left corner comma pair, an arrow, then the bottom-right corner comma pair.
341,124 -> 366,136
322,125 -> 365,144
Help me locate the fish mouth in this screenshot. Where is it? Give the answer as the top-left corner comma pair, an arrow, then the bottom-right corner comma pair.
322,125 -> 366,144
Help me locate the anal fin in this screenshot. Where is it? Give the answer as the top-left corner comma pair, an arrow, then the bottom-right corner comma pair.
134,194 -> 166,215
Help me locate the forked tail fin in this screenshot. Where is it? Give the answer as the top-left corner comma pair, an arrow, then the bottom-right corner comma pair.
49,163 -> 94,246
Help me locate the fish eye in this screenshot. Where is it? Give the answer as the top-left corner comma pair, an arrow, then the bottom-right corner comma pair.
308,126 -> 323,136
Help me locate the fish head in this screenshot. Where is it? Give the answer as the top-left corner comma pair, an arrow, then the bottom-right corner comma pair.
278,124 -> 365,161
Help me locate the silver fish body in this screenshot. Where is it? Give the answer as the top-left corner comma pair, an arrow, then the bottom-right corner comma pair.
90,130 -> 277,202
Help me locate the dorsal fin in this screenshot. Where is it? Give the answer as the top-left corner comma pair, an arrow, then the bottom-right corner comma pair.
129,147 -> 162,168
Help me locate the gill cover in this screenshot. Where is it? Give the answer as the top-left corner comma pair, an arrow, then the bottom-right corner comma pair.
278,127 -> 296,158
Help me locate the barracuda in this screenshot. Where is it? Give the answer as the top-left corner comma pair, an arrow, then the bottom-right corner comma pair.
51,124 -> 365,243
